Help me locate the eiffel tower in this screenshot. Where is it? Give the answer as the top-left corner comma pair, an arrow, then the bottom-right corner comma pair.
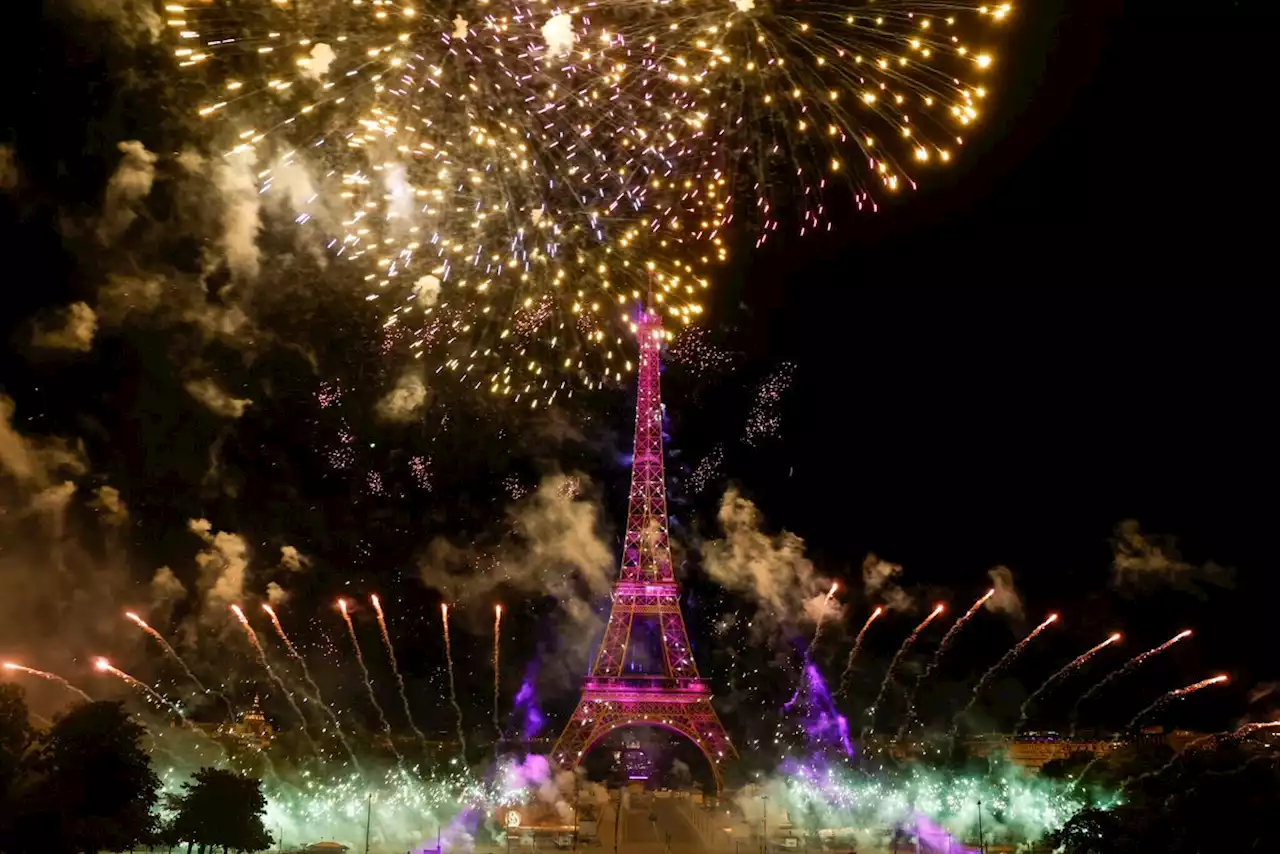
551,303 -> 735,789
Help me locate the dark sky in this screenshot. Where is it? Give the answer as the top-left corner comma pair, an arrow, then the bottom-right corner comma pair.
1,0 -> 1274,749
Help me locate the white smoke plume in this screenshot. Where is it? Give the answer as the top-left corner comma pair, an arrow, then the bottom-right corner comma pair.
98,140 -> 157,243
97,274 -> 253,347
185,377 -> 252,419
1110,518 -> 1233,595
376,370 -> 428,422
382,163 -> 414,222
32,302 -> 98,352
299,43 -> 336,80
542,13 -> 576,61
413,273 -> 442,307
279,545 -> 310,573
150,566 -> 186,618
68,0 -> 163,43
189,518 -> 251,618
266,582 -> 288,606
215,151 -> 263,279
89,485 -> 128,527
732,0 -> 756,11
700,488 -> 836,636
0,395 -> 88,487
984,565 -> 1024,619
452,15 -> 469,40
861,552 -> 913,612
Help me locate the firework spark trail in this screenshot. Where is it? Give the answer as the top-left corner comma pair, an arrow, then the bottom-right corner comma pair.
1016,633 -> 1121,733
1126,675 -> 1228,729
125,611 -> 210,693
441,603 -> 467,754
370,594 -> 428,746
952,613 -> 1060,736
835,606 -> 883,698
898,590 -> 994,738
93,657 -> 185,719
338,599 -> 402,762
262,605 -> 361,769
231,606 -> 321,758
1124,721 -> 1280,789
2,662 -> 93,702
1071,629 -> 1193,730
865,604 -> 945,735
493,604 -> 503,736
810,582 -> 840,650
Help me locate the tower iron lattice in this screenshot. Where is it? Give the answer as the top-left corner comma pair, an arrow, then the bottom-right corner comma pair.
550,305 -> 735,789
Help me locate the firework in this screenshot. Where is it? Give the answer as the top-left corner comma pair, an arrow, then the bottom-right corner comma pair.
370,594 -> 428,745
952,612 -> 1059,735
2,662 -> 93,702
1072,629 -> 1192,729
836,605 -> 883,697
493,603 -> 503,735
125,611 -> 210,695
1016,633 -> 1120,733
440,603 -> 467,754
900,589 -> 995,738
231,605 -> 321,758
92,657 -> 185,719
163,0 -> 1012,402
263,604 -> 360,768
1126,675 -> 1228,729
810,581 -> 841,649
338,598 -> 401,761
1125,720 -> 1280,789
744,363 -> 796,446
865,603 -> 945,733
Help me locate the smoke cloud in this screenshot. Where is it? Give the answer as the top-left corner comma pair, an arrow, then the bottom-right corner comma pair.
861,553 -> 913,612
299,43 -> 337,80
376,371 -> 429,422
67,0 -> 163,44
185,378 -> 252,419
90,485 -> 129,527
413,274 -> 443,307
1,395 -> 88,487
1110,518 -> 1234,596
98,140 -> 157,243
0,145 -> 16,191
700,488 -> 837,636
279,545 -> 310,573
984,565 -> 1023,619
32,302 -> 98,353
541,13 -> 576,61
189,518 -> 251,619
215,152 -> 263,280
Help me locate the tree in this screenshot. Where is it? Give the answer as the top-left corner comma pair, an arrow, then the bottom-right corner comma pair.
0,684 -> 34,848
171,767 -> 272,854
21,701 -> 160,854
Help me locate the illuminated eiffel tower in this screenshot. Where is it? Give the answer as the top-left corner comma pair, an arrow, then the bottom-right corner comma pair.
551,303 -> 735,789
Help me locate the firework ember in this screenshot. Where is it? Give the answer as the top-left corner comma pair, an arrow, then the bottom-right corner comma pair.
440,603 -> 467,754
2,662 -> 93,702
1126,675 -> 1228,729
953,612 -> 1059,735
338,598 -> 400,761
493,603 -> 503,735
93,657 -> 184,719
900,589 -> 995,737
371,594 -> 427,746
866,603 -> 946,733
1016,632 -> 1121,733
836,606 -> 884,697
1073,629 -> 1193,729
125,611 -> 209,695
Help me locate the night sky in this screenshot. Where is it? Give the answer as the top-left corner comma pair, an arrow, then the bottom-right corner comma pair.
1,0 -> 1274,762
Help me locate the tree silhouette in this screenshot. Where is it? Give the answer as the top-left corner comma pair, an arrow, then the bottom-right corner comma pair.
0,684 -> 34,849
20,700 -> 160,854
171,767 -> 272,854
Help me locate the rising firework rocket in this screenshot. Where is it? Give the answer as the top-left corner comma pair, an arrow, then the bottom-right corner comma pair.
865,603 -> 945,734
1017,633 -> 1121,733
898,589 -> 995,737
125,611 -> 209,693
2,662 -> 93,701
338,598 -> 401,761
810,582 -> 841,649
440,603 -> 467,753
493,604 -> 503,735
231,605 -> 320,756
836,606 -> 884,698
1126,675 -> 1228,729
953,612 -> 1059,736
262,604 -> 360,767
371,594 -> 428,744
93,657 -> 185,718
1072,629 -> 1192,729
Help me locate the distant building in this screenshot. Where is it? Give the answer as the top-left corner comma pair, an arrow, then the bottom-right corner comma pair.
194,694 -> 275,749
